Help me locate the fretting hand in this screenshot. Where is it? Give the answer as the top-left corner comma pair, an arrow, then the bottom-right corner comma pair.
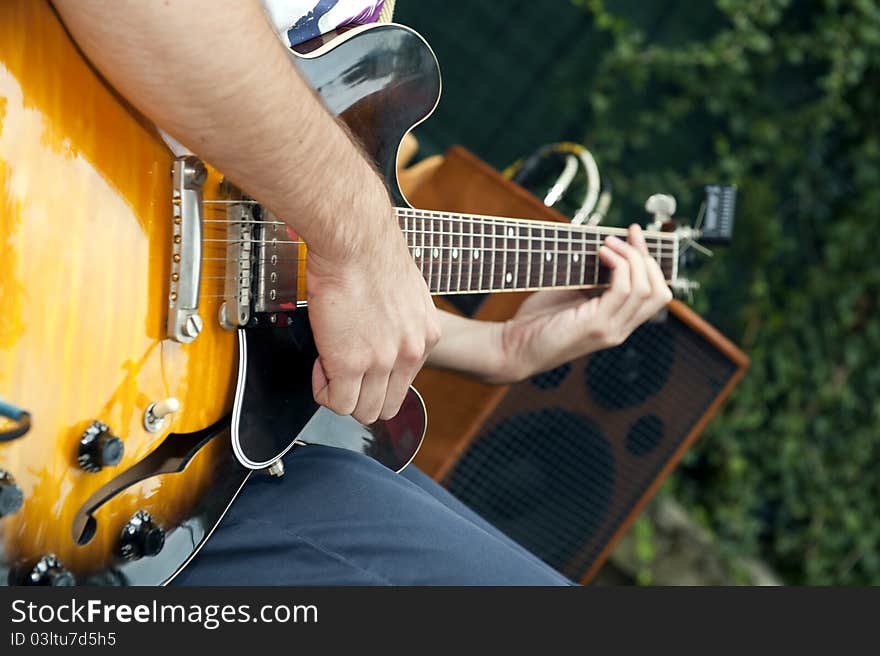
495,224 -> 673,382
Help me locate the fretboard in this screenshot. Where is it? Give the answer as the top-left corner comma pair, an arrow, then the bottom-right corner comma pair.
397,208 -> 679,295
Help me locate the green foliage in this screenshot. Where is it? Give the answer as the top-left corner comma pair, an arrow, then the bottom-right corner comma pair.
571,0 -> 880,584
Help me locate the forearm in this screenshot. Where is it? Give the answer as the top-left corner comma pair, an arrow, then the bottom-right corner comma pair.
426,311 -> 518,384
52,0 -> 393,258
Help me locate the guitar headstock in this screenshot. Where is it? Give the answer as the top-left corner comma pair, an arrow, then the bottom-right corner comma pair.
645,186 -> 737,299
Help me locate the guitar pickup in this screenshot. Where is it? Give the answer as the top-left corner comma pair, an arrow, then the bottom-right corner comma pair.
167,156 -> 207,343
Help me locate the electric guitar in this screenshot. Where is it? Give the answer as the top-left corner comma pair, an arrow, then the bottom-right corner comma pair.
0,0 -> 693,586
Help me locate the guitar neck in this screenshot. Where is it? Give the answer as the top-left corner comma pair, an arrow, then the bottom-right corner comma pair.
397,207 -> 679,295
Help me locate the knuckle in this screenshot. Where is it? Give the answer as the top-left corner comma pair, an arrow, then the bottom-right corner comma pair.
400,337 -> 425,363
330,397 -> 357,417
590,326 -> 616,348
374,347 -> 397,372
342,355 -> 369,376
426,323 -> 442,347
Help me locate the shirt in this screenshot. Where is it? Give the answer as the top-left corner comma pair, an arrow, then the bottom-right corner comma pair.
161,0 -> 388,156
263,0 -> 387,47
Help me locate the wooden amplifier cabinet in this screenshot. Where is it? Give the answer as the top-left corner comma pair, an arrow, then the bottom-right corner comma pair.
407,146 -> 748,583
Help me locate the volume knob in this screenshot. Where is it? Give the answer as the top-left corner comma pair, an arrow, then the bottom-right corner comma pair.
0,469 -> 24,518
78,421 -> 124,472
119,510 -> 165,561
25,555 -> 76,586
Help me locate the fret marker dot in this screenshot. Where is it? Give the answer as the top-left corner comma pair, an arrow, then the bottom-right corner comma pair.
473,250 -> 480,260
546,253 -> 552,261
415,248 -> 422,257
573,254 -> 579,263
452,249 -> 458,259
432,248 -> 439,258
505,272 -> 513,283
507,228 -> 515,237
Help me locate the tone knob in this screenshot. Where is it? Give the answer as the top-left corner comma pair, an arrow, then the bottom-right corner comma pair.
25,554 -> 76,586
78,421 -> 124,472
0,469 -> 24,518
119,510 -> 165,561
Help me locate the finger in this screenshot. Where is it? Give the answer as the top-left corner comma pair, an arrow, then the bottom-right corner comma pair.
631,225 -> 672,325
606,234 -> 651,323
353,367 -> 392,425
597,244 -> 630,316
629,223 -> 649,257
318,359 -> 363,417
380,367 -> 416,420
630,223 -> 666,291
645,249 -> 669,298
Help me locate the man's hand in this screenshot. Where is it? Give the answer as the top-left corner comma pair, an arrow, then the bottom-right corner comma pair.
426,224 -> 672,383
307,192 -> 441,425
496,224 -> 673,381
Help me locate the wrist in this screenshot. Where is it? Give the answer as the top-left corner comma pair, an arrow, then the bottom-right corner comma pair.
300,164 -> 396,262
483,320 -> 532,384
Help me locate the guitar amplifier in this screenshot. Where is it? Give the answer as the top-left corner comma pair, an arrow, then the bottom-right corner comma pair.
407,147 -> 748,583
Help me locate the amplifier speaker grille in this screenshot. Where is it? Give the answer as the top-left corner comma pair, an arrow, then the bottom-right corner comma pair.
441,307 -> 745,582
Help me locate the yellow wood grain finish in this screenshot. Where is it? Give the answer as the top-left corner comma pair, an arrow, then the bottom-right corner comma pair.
0,0 -> 240,578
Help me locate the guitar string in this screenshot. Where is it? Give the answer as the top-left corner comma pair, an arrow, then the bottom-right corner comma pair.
197,256 -> 676,295
200,209 -> 679,240
202,201 -> 677,238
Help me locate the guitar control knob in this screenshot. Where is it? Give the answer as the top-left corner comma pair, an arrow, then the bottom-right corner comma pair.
78,421 -> 124,472
119,510 -> 165,561
25,554 -> 76,586
0,469 -> 24,518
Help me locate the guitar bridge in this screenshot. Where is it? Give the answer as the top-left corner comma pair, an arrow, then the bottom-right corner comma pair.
168,156 -> 207,342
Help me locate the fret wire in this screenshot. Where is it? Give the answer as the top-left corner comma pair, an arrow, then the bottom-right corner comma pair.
422,215 -> 429,285
565,231 -> 572,285
479,221 -> 486,293
461,219 -> 474,289
429,216 -> 436,293
579,237 -> 587,285
499,224 -> 507,290
512,226 -> 520,290
552,228 -> 559,287
446,215 -> 454,293
435,216 -> 444,294
455,219 -> 464,292
526,226 -> 533,285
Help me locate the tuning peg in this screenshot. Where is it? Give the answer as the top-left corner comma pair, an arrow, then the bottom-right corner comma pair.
671,278 -> 700,302
645,194 -> 677,229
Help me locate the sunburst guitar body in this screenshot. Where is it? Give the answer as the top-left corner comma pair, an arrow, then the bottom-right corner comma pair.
0,0 -> 435,585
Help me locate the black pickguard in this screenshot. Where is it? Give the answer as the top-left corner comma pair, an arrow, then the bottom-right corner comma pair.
232,315 -> 321,467
232,311 -> 426,473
